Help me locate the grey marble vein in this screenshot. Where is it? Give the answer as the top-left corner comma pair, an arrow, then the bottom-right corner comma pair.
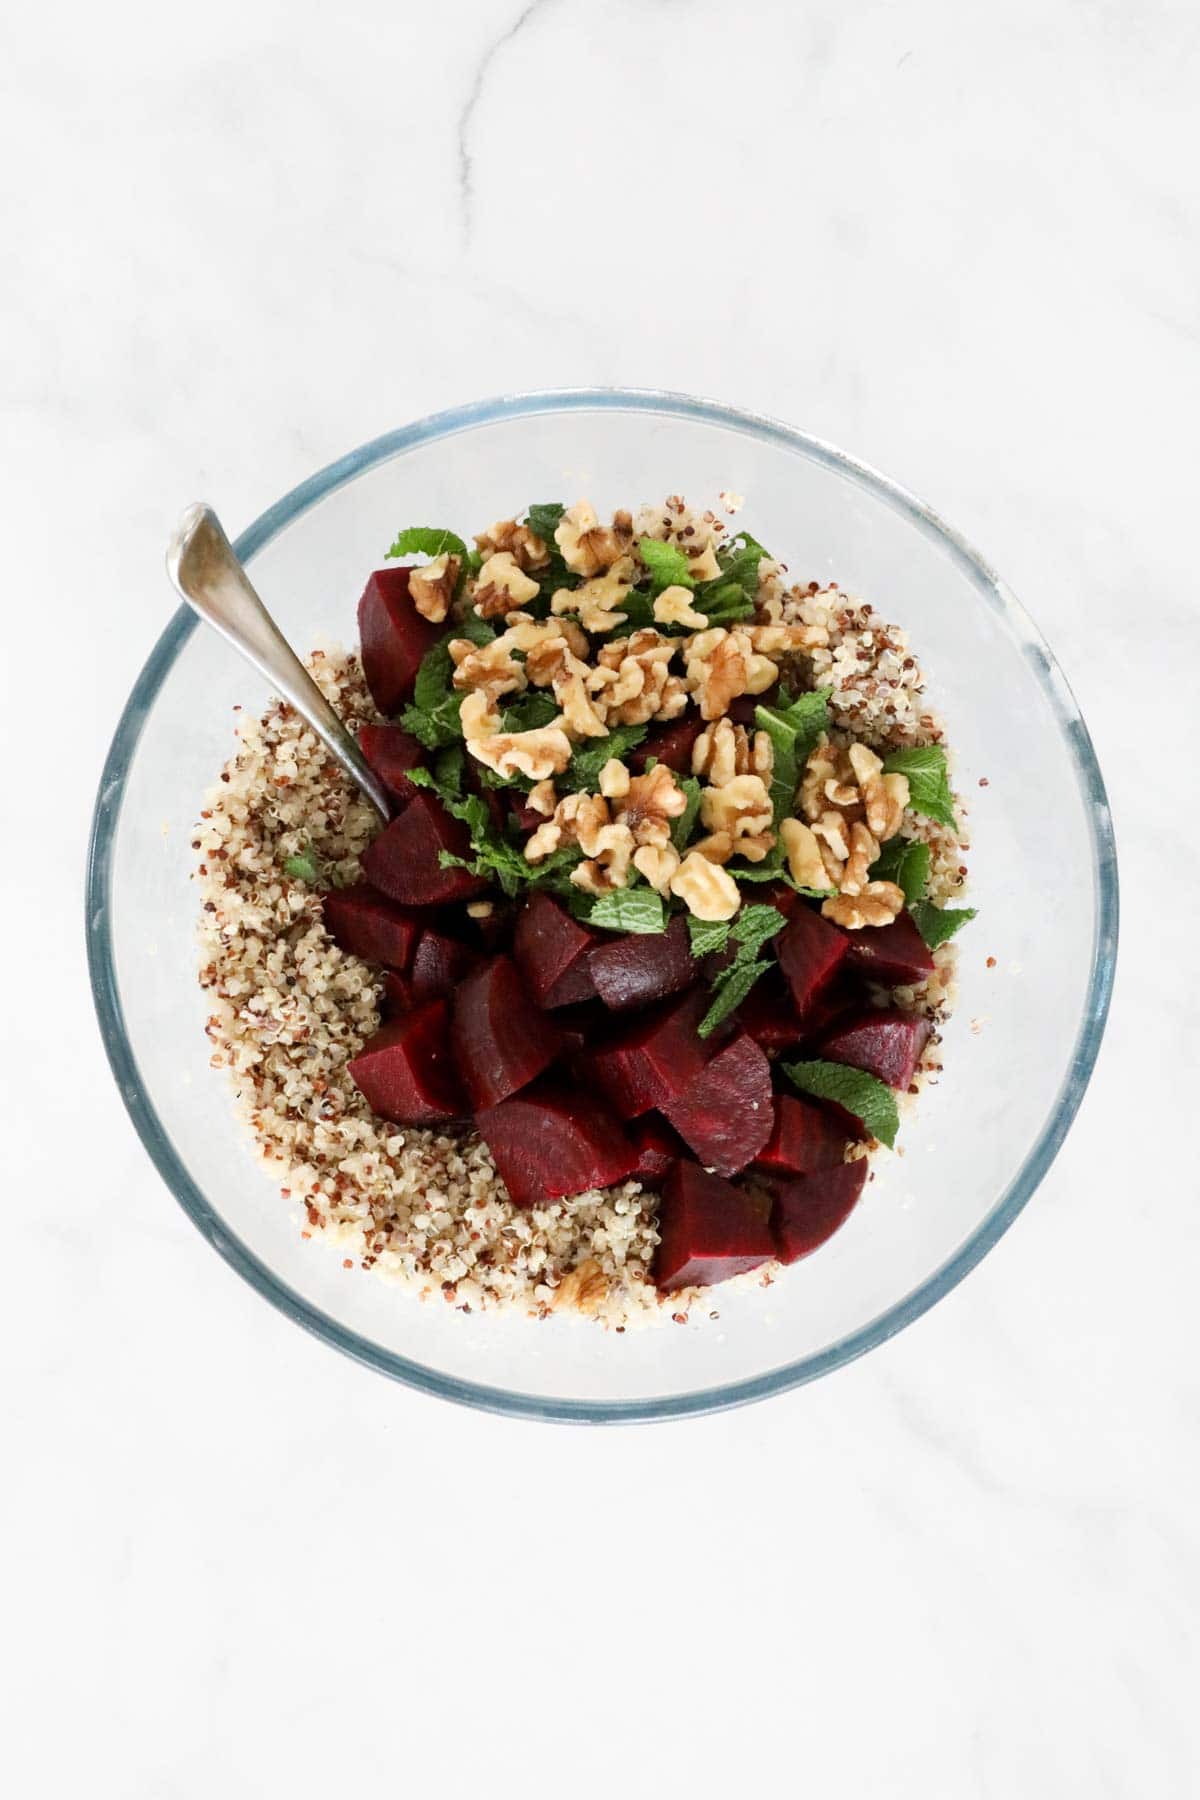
456,0 -> 554,248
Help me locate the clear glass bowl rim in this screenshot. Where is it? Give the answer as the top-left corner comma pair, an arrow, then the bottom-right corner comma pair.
85,387 -> 1119,1424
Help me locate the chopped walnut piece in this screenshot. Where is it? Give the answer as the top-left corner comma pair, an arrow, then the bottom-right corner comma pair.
592,628 -> 686,726
684,628 -> 777,720
617,763 -> 688,848
570,822 -> 636,894
408,553 -> 459,623
472,550 -> 540,618
800,735 -> 838,822
468,725 -> 572,783
555,501 -> 628,577
459,691 -> 501,739
598,758 -> 630,799
653,584 -> 708,630
556,791 -> 611,856
558,558 -> 638,633
524,820 -> 563,863
451,636 -> 526,703
669,850 -> 741,921
745,622 -> 828,654
692,718 -> 773,785
553,1257 -> 608,1315
838,821 -> 881,896
474,519 -> 550,572
779,817 -> 828,890
699,774 -> 773,847
632,843 -> 680,893
822,880 -> 905,929
867,771 -> 909,841
527,778 -> 557,816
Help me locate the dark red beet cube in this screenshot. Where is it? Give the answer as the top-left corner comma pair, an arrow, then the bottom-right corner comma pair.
451,955 -> 562,1110
506,791 -> 547,835
653,1162 -> 775,1292
819,1007 -> 932,1090
381,969 -> 416,1015
475,1080 -> 638,1207
357,724 -> 426,805
734,969 -> 805,1051
776,904 -> 850,1019
629,714 -> 704,773
358,568 -> 442,715
512,892 -> 599,1008
590,915 -> 695,1012
550,1000 -> 610,1060
661,1032 -> 774,1177
628,1114 -> 683,1183
362,792 -> 487,906
754,1095 -> 848,1177
586,987 -> 714,1119
841,909 -> 936,988
323,884 -> 421,971
348,999 -> 465,1124
409,929 -> 482,1003
770,1160 -> 867,1264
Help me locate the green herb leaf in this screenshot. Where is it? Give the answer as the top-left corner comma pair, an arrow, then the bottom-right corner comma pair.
910,901 -> 977,949
565,723 -> 648,793
694,580 -> 755,626
526,503 -> 565,547
882,745 -> 956,829
454,611 -> 497,648
585,887 -> 667,934
598,588 -> 657,638
692,531 -> 770,623
754,687 -> 832,824
671,776 -> 702,850
387,526 -> 468,561
782,1059 -> 901,1149
870,837 -> 931,905
638,538 -> 694,593
412,637 -> 456,714
687,916 -> 730,958
501,691 -> 561,734
698,903 -> 787,1036
698,958 -> 771,1036
283,849 -> 322,884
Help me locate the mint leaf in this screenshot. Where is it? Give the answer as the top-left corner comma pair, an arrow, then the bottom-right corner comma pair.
671,776 -> 702,850
783,1059 -> 900,1149
694,580 -> 755,626
911,901 -> 977,949
687,916 -> 730,958
638,538 -> 694,592
882,745 -> 956,830
698,903 -> 787,1036
870,837 -> 931,905
454,611 -> 497,648
754,687 -> 831,824
526,503 -> 565,547
565,724 -> 648,793
598,589 -> 657,638
693,531 -> 770,623
412,637 -> 456,714
502,691 -> 561,734
388,526 -> 468,561
284,848 -> 322,884
585,887 -> 667,934
432,744 -> 465,798
698,957 -> 771,1037
730,902 -> 788,956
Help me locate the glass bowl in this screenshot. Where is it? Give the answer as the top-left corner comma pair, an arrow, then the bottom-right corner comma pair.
86,390 -> 1117,1422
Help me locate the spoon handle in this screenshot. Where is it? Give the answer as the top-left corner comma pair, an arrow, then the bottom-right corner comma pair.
166,503 -> 391,823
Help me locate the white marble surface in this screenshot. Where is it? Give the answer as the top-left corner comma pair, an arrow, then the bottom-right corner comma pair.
4,0 -> 1198,1793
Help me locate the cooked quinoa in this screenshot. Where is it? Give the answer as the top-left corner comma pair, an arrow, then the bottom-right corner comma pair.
195,525 -> 967,1327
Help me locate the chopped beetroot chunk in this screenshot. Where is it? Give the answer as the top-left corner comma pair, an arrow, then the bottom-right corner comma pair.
653,1162 -> 775,1292
475,1080 -> 638,1207
362,792 -> 487,906
512,892 -> 599,1008
628,715 -> 704,773
357,568 -> 443,714
585,987 -> 714,1119
775,904 -> 850,1018
660,1032 -> 774,1176
381,969 -> 416,1015
322,885 -> 421,971
840,909 -> 936,987
451,955 -> 562,1110
357,724 -> 427,805
628,1114 -> 683,1183
734,969 -> 805,1051
589,915 -> 695,1012
770,1160 -> 867,1264
818,1006 -> 932,1090
348,999 -> 465,1124
409,929 -> 482,1003
754,1095 -> 848,1177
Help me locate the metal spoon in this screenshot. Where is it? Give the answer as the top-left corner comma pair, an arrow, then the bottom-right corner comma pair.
166,503 -> 391,822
